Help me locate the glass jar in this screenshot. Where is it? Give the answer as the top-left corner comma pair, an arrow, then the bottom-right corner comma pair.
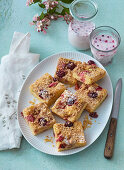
68,0 -> 98,50
90,26 -> 121,65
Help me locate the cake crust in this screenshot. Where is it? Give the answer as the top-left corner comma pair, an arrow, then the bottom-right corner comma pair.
75,83 -> 108,112
73,62 -> 106,84
51,90 -> 87,122
29,73 -> 66,106
22,103 -> 56,135
53,121 -> 86,151
54,57 -> 82,85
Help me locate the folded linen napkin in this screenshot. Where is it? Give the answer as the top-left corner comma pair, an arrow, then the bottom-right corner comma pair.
0,32 -> 40,150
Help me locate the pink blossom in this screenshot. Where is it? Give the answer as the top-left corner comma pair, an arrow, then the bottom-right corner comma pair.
42,19 -> 45,22
58,15 -> 63,18
63,13 -> 73,24
43,30 -> 47,34
51,2 -> 55,5
33,14 -> 38,21
43,1 -> 49,10
28,0 -> 71,34
45,18 -> 51,26
45,4 -> 49,10
51,15 -> 54,19
36,21 -> 43,27
35,18 -> 50,33
43,0 -> 59,10
26,0 -> 33,6
29,22 -> 35,25
52,1 -> 58,5
36,21 -> 43,32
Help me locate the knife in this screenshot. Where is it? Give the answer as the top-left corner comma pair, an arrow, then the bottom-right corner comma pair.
104,78 -> 122,159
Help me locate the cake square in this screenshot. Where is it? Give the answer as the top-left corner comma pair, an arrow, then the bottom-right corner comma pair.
51,90 -> 87,122
73,60 -> 106,84
22,103 -> 56,135
53,121 -> 86,151
75,83 -> 108,112
54,57 -> 82,85
29,73 -> 66,106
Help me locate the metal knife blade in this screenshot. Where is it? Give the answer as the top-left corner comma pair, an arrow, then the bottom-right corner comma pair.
111,78 -> 122,119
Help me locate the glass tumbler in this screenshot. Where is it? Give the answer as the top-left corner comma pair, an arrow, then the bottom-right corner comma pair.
90,26 -> 121,65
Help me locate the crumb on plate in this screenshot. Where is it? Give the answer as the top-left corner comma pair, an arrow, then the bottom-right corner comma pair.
44,136 -> 53,143
82,114 -> 92,130
29,101 -> 35,105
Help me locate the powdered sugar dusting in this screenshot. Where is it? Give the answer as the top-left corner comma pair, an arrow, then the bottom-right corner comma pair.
63,137 -> 70,145
63,90 -> 76,100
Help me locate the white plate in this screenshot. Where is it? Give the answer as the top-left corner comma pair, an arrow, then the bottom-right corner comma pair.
18,51 -> 113,156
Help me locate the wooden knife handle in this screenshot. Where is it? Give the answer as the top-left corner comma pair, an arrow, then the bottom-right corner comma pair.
104,118 -> 117,159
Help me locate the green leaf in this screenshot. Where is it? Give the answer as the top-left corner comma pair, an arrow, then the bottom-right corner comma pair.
39,12 -> 45,20
38,3 -> 45,8
48,7 -> 57,14
33,0 -> 41,4
60,0 -> 74,4
54,11 -> 61,15
61,8 -> 70,15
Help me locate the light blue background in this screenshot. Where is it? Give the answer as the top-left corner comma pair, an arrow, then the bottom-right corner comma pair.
0,0 -> 124,170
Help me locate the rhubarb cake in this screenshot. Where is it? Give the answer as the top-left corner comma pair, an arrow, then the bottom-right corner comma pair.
75,83 -> 108,112
54,57 -> 82,85
22,103 -> 56,135
29,73 -> 66,106
73,60 -> 106,84
53,121 -> 86,151
51,90 -> 87,122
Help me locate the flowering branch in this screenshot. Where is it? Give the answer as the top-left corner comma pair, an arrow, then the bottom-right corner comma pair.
26,0 -> 73,34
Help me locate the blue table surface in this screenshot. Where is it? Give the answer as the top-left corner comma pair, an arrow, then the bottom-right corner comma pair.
0,0 -> 124,170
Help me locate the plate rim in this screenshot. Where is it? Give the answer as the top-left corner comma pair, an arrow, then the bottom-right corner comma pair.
17,51 -> 113,156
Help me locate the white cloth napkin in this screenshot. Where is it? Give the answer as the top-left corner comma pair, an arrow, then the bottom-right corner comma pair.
0,32 -> 40,150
